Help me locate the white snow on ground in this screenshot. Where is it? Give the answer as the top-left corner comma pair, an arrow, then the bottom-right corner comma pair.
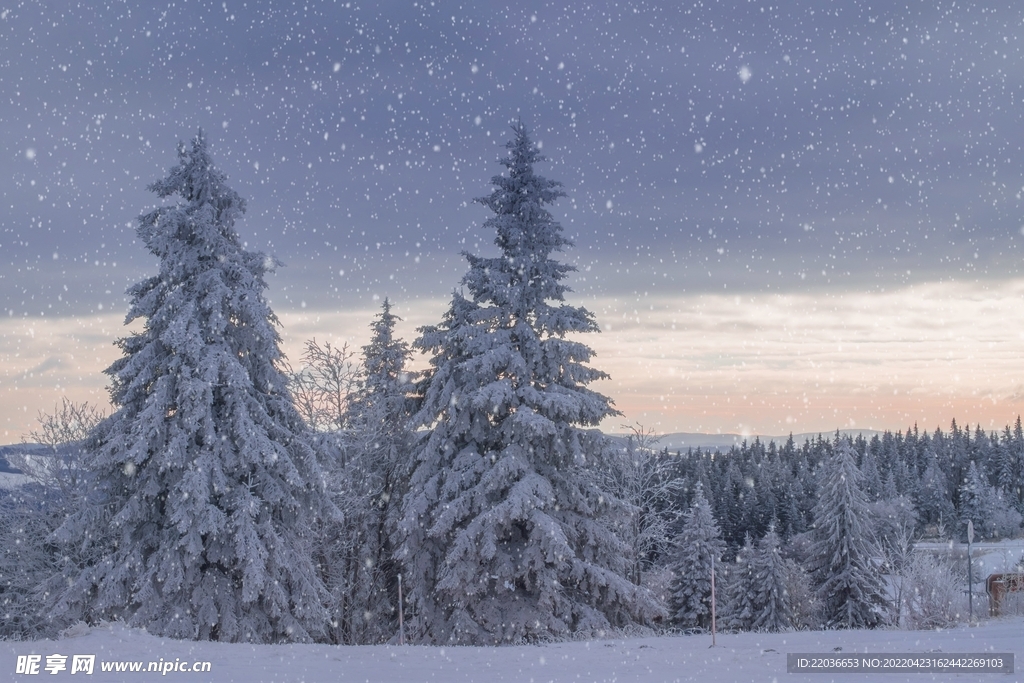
2,617 -> 1021,683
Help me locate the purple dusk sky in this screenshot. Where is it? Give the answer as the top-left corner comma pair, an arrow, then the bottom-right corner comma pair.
3,1 -> 1024,440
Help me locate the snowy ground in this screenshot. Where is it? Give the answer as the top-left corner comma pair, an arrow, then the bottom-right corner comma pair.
2,617 -> 1021,683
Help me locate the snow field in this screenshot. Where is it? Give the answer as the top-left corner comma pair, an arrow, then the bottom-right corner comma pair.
3,617 -> 1022,683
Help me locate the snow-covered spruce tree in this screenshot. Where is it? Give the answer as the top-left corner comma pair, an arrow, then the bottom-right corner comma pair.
325,298 -> 416,644
720,533 -> 756,632
913,451 -> 956,534
352,299 -> 416,638
958,460 -> 1022,541
397,122 -> 661,644
750,524 -> 793,632
997,418 -> 1024,512
49,130 -> 332,643
808,438 -> 889,629
668,481 -> 726,629
351,297 -> 416,548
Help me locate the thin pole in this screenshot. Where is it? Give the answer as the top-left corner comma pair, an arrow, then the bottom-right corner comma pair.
967,520 -> 974,624
710,554 -> 716,647
967,537 -> 973,623
398,573 -> 405,645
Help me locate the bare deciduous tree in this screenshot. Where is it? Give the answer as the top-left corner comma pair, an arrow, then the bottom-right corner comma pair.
1,398 -> 104,639
598,424 -> 684,586
10,398 -> 105,500
285,338 -> 362,434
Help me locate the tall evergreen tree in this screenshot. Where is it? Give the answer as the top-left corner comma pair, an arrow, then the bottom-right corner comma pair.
396,122 -> 659,644
668,482 -> 726,629
809,438 -> 889,629
49,131 -> 332,643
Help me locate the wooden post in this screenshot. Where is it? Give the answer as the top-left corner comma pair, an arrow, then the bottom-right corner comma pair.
398,573 -> 405,645
988,574 -> 1005,617
967,520 -> 974,623
710,554 -> 716,647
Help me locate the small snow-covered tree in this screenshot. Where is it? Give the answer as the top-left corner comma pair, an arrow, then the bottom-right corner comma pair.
323,299 -> 416,644
859,448 -> 882,502
720,534 -> 756,631
750,525 -> 793,632
997,418 -> 1024,512
397,122 -> 661,644
958,461 -> 989,535
668,481 -> 726,629
49,131 -> 333,643
809,438 -> 889,629
913,452 -> 955,534
350,299 -> 416,638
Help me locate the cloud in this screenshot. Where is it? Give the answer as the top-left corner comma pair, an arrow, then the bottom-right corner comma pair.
10,356 -> 66,383
569,278 -> 1024,434
0,314 -> 137,439
4,278 -> 1022,441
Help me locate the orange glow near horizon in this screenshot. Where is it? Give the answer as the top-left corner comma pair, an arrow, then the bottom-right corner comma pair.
3,277 -> 1023,442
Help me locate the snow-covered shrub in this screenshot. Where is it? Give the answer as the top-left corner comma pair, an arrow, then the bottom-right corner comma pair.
869,496 -> 918,550
902,552 -> 968,629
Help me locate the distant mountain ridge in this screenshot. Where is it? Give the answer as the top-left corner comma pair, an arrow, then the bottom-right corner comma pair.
0,443 -> 48,473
